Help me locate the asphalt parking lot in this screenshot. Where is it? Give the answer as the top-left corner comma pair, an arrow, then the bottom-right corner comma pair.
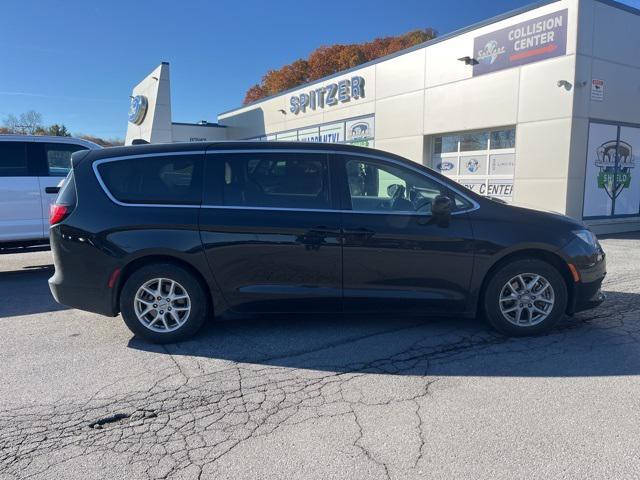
1,234 -> 640,480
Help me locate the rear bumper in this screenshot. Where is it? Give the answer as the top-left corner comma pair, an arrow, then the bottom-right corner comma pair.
48,225 -> 118,317
48,271 -> 117,317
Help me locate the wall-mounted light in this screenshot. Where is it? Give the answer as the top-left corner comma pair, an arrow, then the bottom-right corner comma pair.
151,76 -> 159,81
557,79 -> 573,90
278,109 -> 287,115
457,56 -> 478,65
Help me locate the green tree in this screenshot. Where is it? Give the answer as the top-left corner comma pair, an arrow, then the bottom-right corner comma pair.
46,124 -> 71,137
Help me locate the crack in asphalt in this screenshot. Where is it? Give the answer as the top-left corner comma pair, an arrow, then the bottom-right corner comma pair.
2,238 -> 639,479
2,299 -> 637,480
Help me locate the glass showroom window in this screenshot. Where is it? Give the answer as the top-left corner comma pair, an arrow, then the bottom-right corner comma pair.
432,127 -> 516,202
582,122 -> 640,219
251,115 -> 376,148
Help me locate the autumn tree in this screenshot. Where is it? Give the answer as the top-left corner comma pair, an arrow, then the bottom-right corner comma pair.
243,28 -> 437,104
77,134 -> 124,147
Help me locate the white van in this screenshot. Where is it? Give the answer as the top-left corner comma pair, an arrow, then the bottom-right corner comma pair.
0,135 -> 101,246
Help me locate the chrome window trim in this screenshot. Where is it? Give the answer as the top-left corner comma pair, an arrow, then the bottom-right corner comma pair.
199,204 -> 471,216
92,148 -> 480,214
205,148 -> 479,215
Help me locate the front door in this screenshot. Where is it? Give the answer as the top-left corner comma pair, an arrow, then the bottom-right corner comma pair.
336,154 -> 475,315
199,150 -> 342,313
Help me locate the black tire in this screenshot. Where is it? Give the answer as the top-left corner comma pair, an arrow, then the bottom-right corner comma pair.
482,258 -> 568,336
119,263 -> 208,343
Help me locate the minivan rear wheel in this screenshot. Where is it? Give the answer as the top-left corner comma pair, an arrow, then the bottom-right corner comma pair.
483,258 -> 568,336
120,263 -> 207,343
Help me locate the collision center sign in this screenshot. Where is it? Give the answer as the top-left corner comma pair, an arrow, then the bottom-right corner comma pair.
473,9 -> 567,76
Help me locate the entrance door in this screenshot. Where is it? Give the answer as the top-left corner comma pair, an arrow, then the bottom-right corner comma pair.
199,150 -> 342,313
336,153 -> 475,315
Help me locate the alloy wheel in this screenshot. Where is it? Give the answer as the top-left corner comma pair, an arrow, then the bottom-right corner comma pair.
498,273 -> 555,327
134,278 -> 191,332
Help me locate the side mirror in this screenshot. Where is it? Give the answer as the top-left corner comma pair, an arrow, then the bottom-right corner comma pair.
431,194 -> 452,226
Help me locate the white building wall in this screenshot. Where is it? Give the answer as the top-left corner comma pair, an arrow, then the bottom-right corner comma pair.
569,0 -> 640,232
216,0 -> 640,231
125,63 -> 173,145
170,123 -> 228,142
219,0 -> 580,211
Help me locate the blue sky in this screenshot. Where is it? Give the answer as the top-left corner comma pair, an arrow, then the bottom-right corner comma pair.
1,0 -> 639,139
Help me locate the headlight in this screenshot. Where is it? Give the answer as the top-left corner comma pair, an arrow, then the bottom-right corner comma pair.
572,229 -> 599,249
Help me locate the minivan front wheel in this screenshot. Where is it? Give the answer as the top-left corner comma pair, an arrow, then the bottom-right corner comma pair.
483,258 -> 568,336
120,263 -> 208,343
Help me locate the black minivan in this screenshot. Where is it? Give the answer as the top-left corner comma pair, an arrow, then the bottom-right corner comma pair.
49,142 -> 606,343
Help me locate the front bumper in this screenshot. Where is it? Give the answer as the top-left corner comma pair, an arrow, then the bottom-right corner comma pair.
562,237 -> 607,314
572,279 -> 606,313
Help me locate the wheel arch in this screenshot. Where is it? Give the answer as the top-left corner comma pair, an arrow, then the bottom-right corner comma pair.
113,254 -> 215,317
477,248 -> 576,316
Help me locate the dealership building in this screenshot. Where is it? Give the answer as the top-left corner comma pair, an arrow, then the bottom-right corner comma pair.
126,0 -> 640,233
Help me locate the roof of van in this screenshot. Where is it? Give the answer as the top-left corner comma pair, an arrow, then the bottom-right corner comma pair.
80,140 -> 388,161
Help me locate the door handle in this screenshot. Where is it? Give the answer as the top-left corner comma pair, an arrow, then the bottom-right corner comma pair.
308,226 -> 340,236
343,227 -> 375,239
45,186 -> 60,194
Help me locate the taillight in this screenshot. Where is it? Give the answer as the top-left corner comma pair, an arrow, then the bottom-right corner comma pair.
49,204 -> 70,225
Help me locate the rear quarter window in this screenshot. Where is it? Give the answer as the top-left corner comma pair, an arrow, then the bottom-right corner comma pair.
46,143 -> 87,176
97,154 -> 203,205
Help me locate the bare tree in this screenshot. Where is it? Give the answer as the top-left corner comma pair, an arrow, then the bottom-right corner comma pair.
2,114 -> 20,133
3,110 -> 44,134
19,110 -> 43,134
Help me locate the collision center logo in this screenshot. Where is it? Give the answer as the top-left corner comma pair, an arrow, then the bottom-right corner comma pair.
128,95 -> 148,125
595,140 -> 635,200
476,40 -> 506,65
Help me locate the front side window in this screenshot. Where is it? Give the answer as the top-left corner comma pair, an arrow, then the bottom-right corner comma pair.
0,142 -> 28,177
97,154 -> 203,205
222,153 -> 330,209
46,143 -> 87,176
345,157 -> 469,214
